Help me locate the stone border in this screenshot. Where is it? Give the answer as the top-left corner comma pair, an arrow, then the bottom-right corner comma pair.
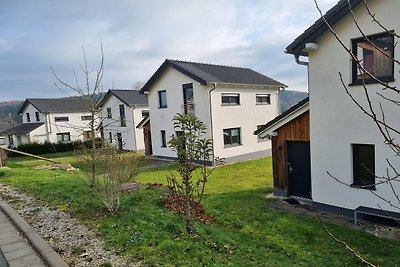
0,200 -> 69,267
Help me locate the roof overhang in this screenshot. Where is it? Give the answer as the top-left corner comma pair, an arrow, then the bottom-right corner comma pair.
285,0 -> 363,56
136,115 -> 150,129
255,99 -> 309,138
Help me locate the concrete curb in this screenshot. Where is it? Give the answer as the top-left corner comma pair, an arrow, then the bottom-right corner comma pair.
0,200 -> 69,267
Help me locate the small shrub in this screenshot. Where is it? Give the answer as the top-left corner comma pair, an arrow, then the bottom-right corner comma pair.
91,147 -> 140,213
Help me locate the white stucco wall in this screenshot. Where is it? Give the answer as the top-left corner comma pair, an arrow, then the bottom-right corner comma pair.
100,95 -> 147,151
19,103 -> 96,144
211,86 -> 278,160
147,66 -> 280,161
308,0 -> 400,212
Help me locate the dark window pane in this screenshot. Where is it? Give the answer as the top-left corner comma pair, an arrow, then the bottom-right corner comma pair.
159,91 -> 167,108
353,144 -> 375,187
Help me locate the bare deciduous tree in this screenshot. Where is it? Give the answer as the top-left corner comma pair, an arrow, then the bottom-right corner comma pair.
52,45 -> 104,187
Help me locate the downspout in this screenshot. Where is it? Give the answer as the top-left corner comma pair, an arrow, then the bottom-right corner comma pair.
131,105 -> 137,151
208,83 -> 217,163
294,54 -> 308,66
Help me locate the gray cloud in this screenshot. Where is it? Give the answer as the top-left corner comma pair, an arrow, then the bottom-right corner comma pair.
0,0 -> 337,101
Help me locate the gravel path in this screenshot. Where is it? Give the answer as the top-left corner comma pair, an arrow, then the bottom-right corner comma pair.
0,184 -> 140,267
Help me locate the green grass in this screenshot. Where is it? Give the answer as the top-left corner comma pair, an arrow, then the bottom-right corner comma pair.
1,155 -> 399,266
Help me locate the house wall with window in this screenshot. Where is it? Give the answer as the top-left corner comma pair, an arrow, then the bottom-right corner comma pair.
100,94 -> 147,151
211,87 -> 279,161
307,1 -> 400,213
147,67 -> 212,159
17,102 -> 95,145
146,66 -> 280,162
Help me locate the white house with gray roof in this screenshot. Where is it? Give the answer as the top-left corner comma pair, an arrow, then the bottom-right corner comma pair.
140,59 -> 286,163
284,0 -> 400,221
2,97 -> 96,147
98,89 -> 148,151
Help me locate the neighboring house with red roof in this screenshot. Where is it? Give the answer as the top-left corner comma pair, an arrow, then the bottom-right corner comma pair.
2,97 -> 97,147
140,59 -> 286,163
98,89 -> 148,151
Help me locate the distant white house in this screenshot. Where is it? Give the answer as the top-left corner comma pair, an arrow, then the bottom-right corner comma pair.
0,117 -> 17,147
98,89 -> 148,151
274,0 -> 400,220
140,59 -> 286,163
2,97 -> 96,147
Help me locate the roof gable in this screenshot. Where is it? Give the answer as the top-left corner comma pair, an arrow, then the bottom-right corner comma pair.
99,89 -> 148,107
140,59 -> 286,93
286,0 -> 363,56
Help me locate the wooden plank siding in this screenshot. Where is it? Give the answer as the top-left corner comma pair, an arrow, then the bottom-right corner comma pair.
271,111 -> 310,194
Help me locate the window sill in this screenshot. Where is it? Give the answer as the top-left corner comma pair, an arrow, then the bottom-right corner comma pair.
350,183 -> 376,190
349,78 -> 395,86
224,143 -> 242,148
221,104 -> 240,106
256,103 -> 270,105
158,106 -> 167,109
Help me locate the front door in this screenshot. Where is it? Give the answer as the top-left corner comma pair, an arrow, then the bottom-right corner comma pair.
117,133 -> 123,150
287,141 -> 311,199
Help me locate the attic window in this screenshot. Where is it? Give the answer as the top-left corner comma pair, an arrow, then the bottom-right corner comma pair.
352,32 -> 394,84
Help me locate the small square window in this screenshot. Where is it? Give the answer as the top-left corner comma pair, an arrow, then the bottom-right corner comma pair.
158,90 -> 167,108
35,112 -> 40,122
26,113 -> 30,122
0,137 -> 5,146
256,94 -> 271,105
142,110 -> 149,118
352,144 -> 375,189
223,128 -> 241,147
352,32 -> 394,84
222,94 -> 240,105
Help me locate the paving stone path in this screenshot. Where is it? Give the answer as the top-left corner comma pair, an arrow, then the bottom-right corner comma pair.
0,209 -> 46,267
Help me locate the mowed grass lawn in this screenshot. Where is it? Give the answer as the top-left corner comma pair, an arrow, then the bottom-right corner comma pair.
1,154 -> 400,266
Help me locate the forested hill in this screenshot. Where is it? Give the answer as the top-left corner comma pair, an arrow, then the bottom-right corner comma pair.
0,101 -> 23,123
280,90 -> 308,112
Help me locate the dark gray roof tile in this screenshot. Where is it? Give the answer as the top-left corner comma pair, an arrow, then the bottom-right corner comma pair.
19,97 -> 92,114
141,59 -> 286,93
0,122 -> 45,135
99,89 -> 148,107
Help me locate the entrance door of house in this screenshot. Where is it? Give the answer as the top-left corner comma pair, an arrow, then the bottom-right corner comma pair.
144,124 -> 153,155
287,141 -> 311,199
117,133 -> 123,150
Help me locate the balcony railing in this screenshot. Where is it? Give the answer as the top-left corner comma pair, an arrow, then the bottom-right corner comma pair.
182,103 -> 195,115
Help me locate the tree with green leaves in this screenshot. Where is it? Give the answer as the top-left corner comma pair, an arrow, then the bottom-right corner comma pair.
166,113 -> 223,234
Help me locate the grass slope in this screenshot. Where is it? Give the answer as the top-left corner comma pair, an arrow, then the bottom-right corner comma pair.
1,155 -> 399,266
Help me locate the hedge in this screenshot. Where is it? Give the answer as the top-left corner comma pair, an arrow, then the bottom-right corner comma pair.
7,139 -> 102,157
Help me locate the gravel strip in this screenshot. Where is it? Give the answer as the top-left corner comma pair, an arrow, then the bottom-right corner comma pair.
0,184 -> 140,267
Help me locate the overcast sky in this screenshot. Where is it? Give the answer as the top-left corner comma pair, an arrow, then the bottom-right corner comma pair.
0,0 -> 337,101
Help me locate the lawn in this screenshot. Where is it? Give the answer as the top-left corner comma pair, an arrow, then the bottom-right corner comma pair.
1,154 -> 399,266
